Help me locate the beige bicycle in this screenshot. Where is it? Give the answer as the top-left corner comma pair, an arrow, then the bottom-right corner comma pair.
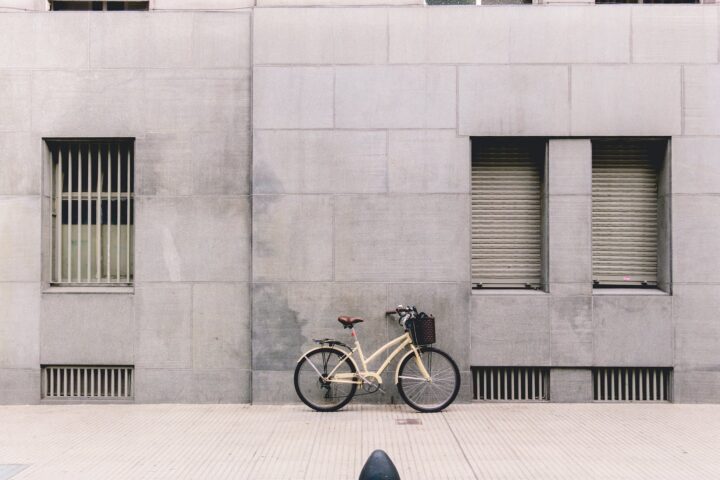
294,305 -> 460,413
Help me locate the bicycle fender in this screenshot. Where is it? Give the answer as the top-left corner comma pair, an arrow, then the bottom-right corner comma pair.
297,346 -> 359,372
394,346 -> 421,385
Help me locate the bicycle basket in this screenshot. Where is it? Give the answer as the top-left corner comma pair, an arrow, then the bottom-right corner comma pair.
408,313 -> 436,346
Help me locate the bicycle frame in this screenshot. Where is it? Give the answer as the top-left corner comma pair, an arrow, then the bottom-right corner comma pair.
300,329 -> 431,386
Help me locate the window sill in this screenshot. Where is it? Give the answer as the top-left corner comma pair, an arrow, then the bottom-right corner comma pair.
472,289 -> 547,296
43,286 -> 134,294
592,288 -> 669,296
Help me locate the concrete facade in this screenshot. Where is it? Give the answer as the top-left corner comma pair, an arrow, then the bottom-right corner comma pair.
1,3 -> 720,404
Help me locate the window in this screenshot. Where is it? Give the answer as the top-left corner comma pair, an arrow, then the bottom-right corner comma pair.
50,1 -> 149,10
471,139 -> 545,289
592,140 -> 666,287
47,139 -> 134,286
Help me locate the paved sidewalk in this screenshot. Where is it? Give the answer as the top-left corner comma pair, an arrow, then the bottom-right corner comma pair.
1,403 -> 719,479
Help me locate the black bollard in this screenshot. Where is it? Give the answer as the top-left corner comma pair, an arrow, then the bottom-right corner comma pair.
358,450 -> 401,480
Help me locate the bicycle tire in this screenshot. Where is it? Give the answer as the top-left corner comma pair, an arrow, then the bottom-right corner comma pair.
397,346 -> 460,413
294,347 -> 357,412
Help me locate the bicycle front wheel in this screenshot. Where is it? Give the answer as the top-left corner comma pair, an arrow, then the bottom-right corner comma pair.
397,346 -> 460,413
294,347 -> 357,412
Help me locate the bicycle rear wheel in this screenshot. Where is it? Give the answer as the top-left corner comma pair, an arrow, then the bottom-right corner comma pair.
294,347 -> 357,412
397,346 -> 460,413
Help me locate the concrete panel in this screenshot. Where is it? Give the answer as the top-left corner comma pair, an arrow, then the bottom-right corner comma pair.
335,66 -> 456,129
388,8 -> 510,64
252,370 -> 295,404
673,196 -> 720,284
253,67 -> 333,129
511,7 -> 630,64
135,284 -> 193,369
632,6 -> 718,64
31,70 -> 145,137
192,368 -> 251,403
136,131 -> 250,196
133,368 -> 193,403
253,8 -> 386,65
388,130 -> 470,194
89,12 -> 249,69
0,72 -> 31,133
0,0 -> 45,11
252,282 -> 388,372
0,283 -> 39,369
0,133 -> 40,195
0,369 -> 40,404
550,368 -> 593,403
684,66 -> 720,135
673,369 -> 720,403
253,196 -> 333,282
548,195 -> 591,287
40,294 -> 134,365
257,0 -> 420,4
0,13 -> 88,69
144,69 -> 250,134
152,0 -> 254,8
548,140 -> 592,196
134,196 -> 251,282
550,296 -> 592,366
0,197 -> 40,282
459,66 -> 569,136
334,194 -> 470,282
193,283 -> 251,370
387,283 -> 471,370
592,295 -> 673,366
571,66 -> 681,136
470,294 -> 551,366
672,285 -> 720,369
253,130 -> 386,194
672,137 -> 720,195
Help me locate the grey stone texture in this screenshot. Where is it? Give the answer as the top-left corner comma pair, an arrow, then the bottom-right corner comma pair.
2,5 -> 720,404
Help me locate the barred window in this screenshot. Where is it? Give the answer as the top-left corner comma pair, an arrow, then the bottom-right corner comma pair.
50,1 -> 149,10
48,139 -> 134,286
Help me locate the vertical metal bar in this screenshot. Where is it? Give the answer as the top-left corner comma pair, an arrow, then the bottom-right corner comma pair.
126,147 -> 131,283
96,147 -> 102,282
538,370 -> 544,400
531,370 -> 535,400
110,368 -> 115,396
90,368 -> 94,397
503,370 -> 508,401
129,370 -> 133,397
83,368 -> 87,397
124,369 -> 128,397
55,150 -> 63,283
104,369 -> 108,397
490,370 -> 494,400
87,146 -> 91,282
70,369 -> 75,397
654,370 -> 658,401
49,368 -> 54,397
660,371 -> 665,401
510,369 -> 515,400
106,148 -> 111,283
645,368 -> 650,401
63,369 -> 67,397
68,147 -> 73,282
116,145 -> 121,282
524,369 -> 529,400
77,149 -> 82,282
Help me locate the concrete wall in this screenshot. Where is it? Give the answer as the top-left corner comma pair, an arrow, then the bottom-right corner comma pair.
1,4 -> 720,404
0,10 -> 253,403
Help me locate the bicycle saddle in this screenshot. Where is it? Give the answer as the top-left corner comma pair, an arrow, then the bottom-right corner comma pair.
337,316 -> 364,327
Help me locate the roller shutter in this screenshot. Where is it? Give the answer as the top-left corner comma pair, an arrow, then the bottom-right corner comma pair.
592,141 -> 659,285
471,140 -> 544,288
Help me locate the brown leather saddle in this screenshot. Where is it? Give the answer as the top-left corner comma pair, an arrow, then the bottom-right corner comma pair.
337,316 -> 364,328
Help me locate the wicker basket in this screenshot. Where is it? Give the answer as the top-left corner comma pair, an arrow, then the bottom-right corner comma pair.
408,313 -> 436,346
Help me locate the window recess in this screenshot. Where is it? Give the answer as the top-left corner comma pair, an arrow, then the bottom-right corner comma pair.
47,139 -> 134,286
471,139 -> 545,289
592,140 -> 665,287
49,1 -> 149,10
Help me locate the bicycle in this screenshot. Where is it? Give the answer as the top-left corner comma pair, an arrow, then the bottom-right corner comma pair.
293,305 -> 461,413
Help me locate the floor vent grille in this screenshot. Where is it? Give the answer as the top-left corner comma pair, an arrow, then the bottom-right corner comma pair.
473,367 -> 549,401
593,367 -> 671,402
42,366 -> 133,399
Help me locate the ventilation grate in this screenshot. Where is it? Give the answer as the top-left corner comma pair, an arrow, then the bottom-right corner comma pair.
42,366 -> 133,400
473,367 -> 549,401
593,367 -> 671,402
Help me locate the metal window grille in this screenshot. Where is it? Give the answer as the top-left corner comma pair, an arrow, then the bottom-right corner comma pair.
592,140 -> 663,287
471,139 -> 545,289
473,367 -> 549,401
50,1 -> 149,10
48,140 -> 134,286
594,368 -> 671,402
42,366 -> 134,399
